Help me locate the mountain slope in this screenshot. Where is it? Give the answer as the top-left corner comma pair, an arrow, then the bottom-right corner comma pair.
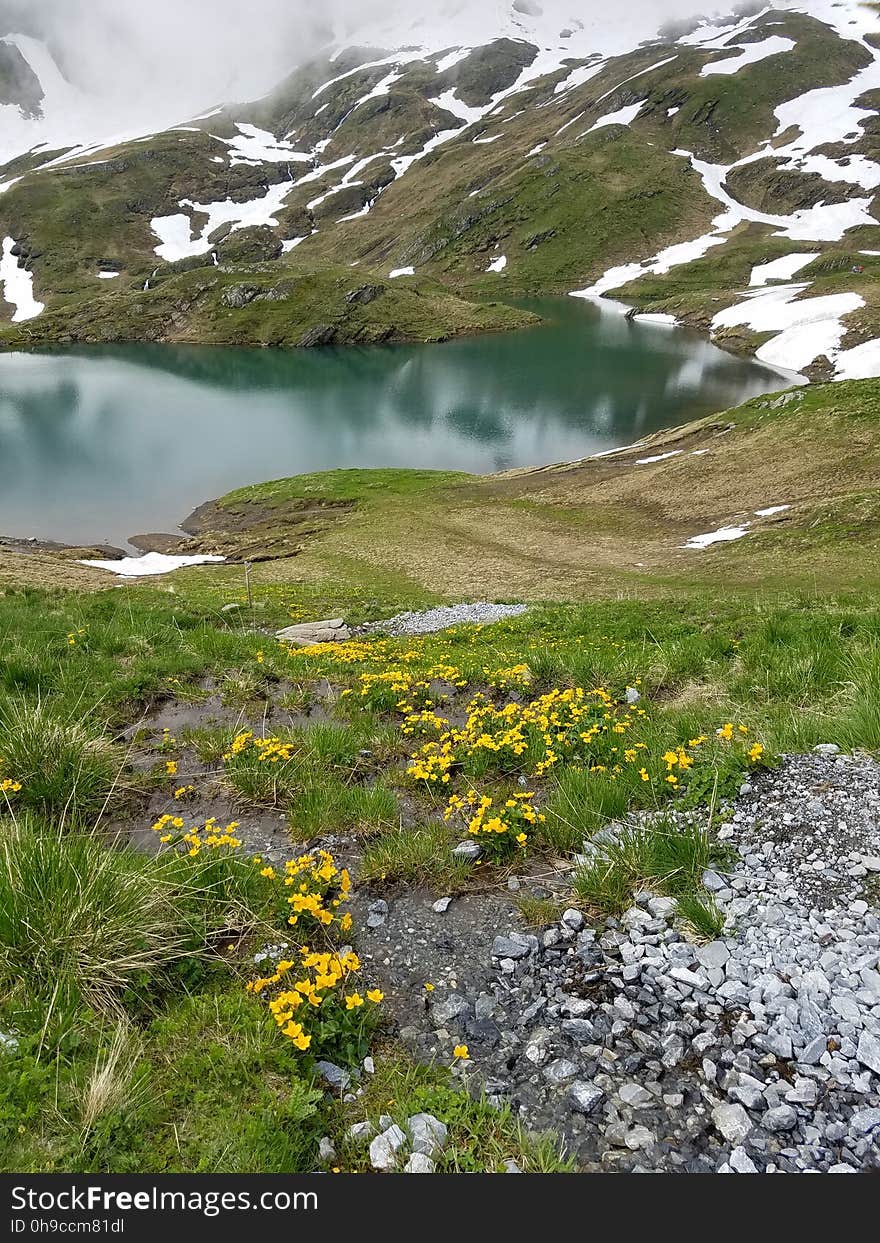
3,2 -> 880,370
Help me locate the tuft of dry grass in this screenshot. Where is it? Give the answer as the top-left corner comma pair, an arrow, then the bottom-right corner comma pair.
79,1024 -> 143,1134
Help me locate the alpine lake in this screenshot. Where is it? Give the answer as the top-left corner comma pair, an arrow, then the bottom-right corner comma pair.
0,296 -> 794,548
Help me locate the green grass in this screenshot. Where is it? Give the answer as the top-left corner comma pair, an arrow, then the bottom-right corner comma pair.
0,698 -> 120,823
288,778 -> 399,840
0,254 -> 536,350
515,894 -> 565,928
336,1050 -> 574,1173
573,815 -> 729,916
0,817 -> 279,1040
2,987 -> 326,1173
220,720 -> 401,809
360,823 -> 472,890
676,893 -> 727,940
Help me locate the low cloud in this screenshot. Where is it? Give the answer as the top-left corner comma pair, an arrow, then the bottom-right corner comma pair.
1,1 -> 787,135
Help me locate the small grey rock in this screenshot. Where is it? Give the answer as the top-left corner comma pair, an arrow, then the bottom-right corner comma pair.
618,1082 -> 654,1108
316,1060 -> 351,1091
763,1105 -> 798,1133
712,1103 -> 753,1146
369,1125 -> 407,1171
543,1058 -> 579,1085
491,934 -> 534,961
729,1146 -> 759,1174
403,1152 -> 436,1173
407,1113 -> 448,1156
569,1081 -> 605,1114
856,1030 -> 880,1075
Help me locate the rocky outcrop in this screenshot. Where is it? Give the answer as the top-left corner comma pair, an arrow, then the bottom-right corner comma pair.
297,323 -> 337,347
345,283 -> 386,305
275,617 -> 351,645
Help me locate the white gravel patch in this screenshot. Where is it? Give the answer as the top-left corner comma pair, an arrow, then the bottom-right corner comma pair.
359,602 -> 527,637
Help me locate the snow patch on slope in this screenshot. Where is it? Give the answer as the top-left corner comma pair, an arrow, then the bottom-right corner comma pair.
0,237 -> 44,322
712,283 -> 865,372
588,101 -> 643,132
749,253 -> 819,286
81,553 -> 225,577
151,179 -> 296,261
700,35 -> 795,76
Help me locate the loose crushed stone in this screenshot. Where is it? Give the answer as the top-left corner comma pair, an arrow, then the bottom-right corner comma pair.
352,751 -> 880,1172
358,602 -> 527,637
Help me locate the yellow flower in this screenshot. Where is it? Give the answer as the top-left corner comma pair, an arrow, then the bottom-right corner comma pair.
748,742 -> 764,762
165,760 -> 178,776
453,1045 -> 470,1060
345,993 -> 364,1010
424,982 -> 435,992
366,989 -> 384,1003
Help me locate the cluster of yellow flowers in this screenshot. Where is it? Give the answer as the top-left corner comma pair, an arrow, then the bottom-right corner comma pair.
714,722 -> 764,763
267,849 -> 354,933
482,663 -> 532,691
66,626 -> 88,647
147,791 -> 370,1060
287,639 -> 387,665
151,813 -> 242,855
408,685 -> 643,784
400,707 -> 451,738
0,757 -> 22,798
339,663 -> 469,716
222,731 -> 294,765
444,789 -> 545,860
247,946 -> 382,1053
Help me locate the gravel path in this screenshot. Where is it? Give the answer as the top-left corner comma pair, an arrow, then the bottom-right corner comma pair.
358,602 -> 527,637
355,751 -> 880,1172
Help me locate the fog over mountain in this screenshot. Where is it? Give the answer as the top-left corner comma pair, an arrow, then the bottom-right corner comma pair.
1,1 -> 775,131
